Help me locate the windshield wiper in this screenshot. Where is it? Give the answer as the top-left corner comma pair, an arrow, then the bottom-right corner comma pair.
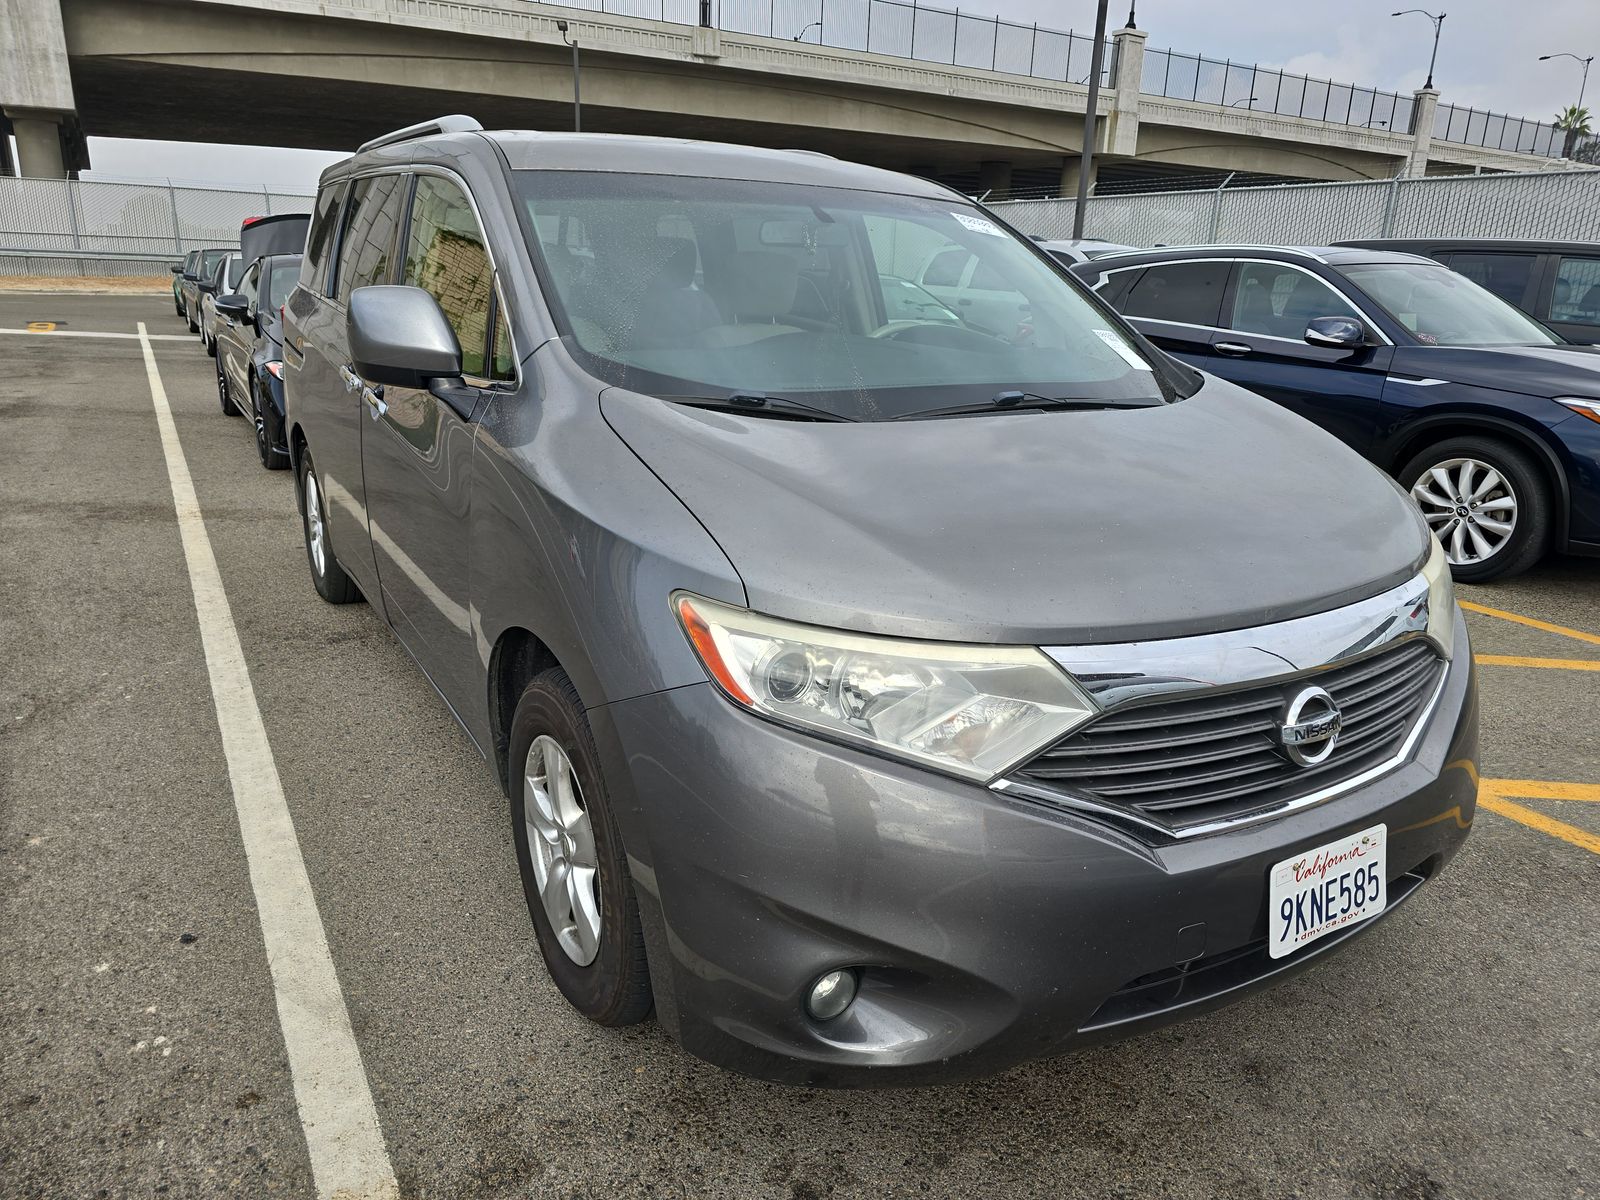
894,390 -> 1162,420
662,392 -> 858,423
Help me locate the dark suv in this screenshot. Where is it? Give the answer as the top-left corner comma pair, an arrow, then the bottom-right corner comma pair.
1333,239 -> 1600,345
1072,245 -> 1600,581
284,119 -> 1474,1085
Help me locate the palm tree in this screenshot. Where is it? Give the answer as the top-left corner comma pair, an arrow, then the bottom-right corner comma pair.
1553,104 -> 1593,158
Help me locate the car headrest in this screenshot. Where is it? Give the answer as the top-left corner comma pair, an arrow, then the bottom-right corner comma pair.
705,250 -> 800,321
646,237 -> 699,291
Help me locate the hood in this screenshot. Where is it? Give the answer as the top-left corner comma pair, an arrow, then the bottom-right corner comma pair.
601,377 -> 1429,645
1391,342 -> 1600,399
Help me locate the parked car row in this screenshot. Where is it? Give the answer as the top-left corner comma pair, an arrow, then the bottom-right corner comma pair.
165,120 -> 1587,1089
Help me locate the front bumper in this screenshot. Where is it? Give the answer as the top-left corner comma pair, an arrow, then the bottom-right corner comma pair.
596,611 -> 1477,1086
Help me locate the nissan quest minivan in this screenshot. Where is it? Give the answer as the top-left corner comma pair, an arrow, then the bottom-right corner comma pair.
283,117 -> 1478,1086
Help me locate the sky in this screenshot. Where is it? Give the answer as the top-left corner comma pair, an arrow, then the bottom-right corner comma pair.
76,0 -> 1600,191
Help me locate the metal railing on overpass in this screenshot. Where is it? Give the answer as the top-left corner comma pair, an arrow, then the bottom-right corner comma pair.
1431,102 -> 1597,159
1140,47 -> 1415,134
555,0 -> 1114,86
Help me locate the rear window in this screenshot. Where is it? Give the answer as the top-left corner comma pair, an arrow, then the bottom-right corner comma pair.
266,260 -> 301,310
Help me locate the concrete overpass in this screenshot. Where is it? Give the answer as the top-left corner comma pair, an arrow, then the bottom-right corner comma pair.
0,0 -> 1576,190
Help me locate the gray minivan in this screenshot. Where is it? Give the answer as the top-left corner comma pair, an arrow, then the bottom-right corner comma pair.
283,117 -> 1478,1085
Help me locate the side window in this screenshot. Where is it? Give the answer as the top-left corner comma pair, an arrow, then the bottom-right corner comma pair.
240,261 -> 261,313
1552,256 -> 1600,323
1121,260 -> 1229,326
1096,269 -> 1142,308
1228,263 -> 1359,337
1448,253 -> 1536,307
335,174 -> 405,305
403,176 -> 496,378
302,181 -> 346,294
921,248 -> 969,289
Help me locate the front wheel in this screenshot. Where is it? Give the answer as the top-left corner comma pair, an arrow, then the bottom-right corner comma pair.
216,355 -> 240,417
1400,436 -> 1551,582
296,450 -> 362,604
509,668 -> 652,1027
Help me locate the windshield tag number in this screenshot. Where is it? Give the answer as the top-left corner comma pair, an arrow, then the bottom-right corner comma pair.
1094,329 -> 1153,371
951,212 -> 1004,237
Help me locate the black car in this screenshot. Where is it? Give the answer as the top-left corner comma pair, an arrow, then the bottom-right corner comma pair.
1071,245 -> 1600,581
214,252 -> 300,469
1334,239 -> 1600,345
171,250 -> 199,316
179,247 -> 233,333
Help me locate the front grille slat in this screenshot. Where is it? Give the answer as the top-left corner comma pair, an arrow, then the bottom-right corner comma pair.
1012,639 -> 1444,832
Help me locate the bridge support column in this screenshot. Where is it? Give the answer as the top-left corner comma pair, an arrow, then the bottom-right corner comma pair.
978,159 -> 1012,197
1405,87 -> 1440,178
1059,156 -> 1097,199
2,0 -> 81,177
1106,24 -> 1146,157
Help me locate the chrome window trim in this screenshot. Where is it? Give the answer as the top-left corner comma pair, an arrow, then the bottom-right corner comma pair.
1092,257 -> 1392,346
991,571 -> 1449,839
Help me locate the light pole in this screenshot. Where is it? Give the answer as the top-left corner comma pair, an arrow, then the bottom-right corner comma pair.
557,20 -> 581,133
1392,9 -> 1446,89
1229,96 -> 1258,108
793,20 -> 821,42
1071,0 -> 1110,239
1540,52 -> 1594,111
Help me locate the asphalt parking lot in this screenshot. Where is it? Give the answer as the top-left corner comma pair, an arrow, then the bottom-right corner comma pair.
2,292 -> 1598,1200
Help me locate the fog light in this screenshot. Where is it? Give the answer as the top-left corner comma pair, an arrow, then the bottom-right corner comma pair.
805,969 -> 858,1021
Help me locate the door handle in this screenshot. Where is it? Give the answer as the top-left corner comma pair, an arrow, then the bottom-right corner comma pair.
1214,341 -> 1254,356
339,364 -> 361,392
362,386 -> 387,418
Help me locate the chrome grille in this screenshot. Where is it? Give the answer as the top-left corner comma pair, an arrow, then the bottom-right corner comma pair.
1011,639 -> 1444,832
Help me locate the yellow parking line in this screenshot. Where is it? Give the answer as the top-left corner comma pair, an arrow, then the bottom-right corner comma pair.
1473,654 -> 1600,671
1478,790 -> 1600,855
1484,778 -> 1600,803
1460,600 -> 1600,647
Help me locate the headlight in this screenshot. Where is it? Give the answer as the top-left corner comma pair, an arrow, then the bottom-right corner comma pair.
1555,396 -> 1600,426
1421,535 -> 1457,661
673,594 -> 1096,782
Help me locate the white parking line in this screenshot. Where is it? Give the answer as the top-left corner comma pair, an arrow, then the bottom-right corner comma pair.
0,326 -> 196,340
135,323 -> 399,1200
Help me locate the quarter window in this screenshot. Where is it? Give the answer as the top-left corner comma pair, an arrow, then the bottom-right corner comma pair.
1446,253 -> 1536,307
1229,263 -> 1359,338
403,176 -> 496,378
1120,260 -> 1229,326
1552,256 -> 1600,323
303,181 -> 346,294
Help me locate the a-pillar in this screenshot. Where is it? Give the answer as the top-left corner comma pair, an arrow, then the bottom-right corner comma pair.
1059,156 -> 1098,199
1405,88 -> 1440,178
6,109 -> 68,177
977,159 -> 1013,197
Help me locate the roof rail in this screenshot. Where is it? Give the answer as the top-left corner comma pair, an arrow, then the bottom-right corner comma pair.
357,115 -> 484,155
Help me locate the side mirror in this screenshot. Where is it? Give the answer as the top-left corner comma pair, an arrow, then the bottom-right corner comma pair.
348,285 -> 462,388
1305,315 -> 1366,349
215,294 -> 248,319
182,272 -> 198,281
170,263 -> 183,274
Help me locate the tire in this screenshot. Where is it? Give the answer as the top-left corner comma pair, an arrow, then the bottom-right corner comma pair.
296,450 -> 362,604
216,354 -> 240,417
205,324 -> 217,357
174,293 -> 184,317
1399,436 -> 1552,583
187,303 -> 198,334
254,376 -> 289,471
509,668 -> 652,1027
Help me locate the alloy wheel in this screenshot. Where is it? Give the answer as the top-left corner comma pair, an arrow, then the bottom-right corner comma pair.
523,735 -> 602,966
1410,456 -> 1518,566
305,469 -> 327,577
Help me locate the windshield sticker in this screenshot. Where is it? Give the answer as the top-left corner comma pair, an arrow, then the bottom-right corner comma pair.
952,212 -> 1004,237
1094,328 -> 1153,370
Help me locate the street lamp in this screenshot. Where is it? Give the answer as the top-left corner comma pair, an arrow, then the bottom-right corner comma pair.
1229,96 -> 1258,108
556,20 -> 581,133
1540,52 -> 1594,111
793,20 -> 822,42
1392,9 -> 1446,90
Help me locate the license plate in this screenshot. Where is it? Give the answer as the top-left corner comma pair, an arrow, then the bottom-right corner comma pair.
1268,824 -> 1387,960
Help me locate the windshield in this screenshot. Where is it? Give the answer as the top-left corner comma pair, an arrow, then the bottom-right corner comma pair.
199,249 -> 228,277
266,259 -> 300,309
514,171 -> 1172,419
1342,262 -> 1558,347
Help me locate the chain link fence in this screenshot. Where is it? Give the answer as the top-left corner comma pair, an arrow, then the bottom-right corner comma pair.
0,176 -> 314,277
990,168 -> 1600,248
